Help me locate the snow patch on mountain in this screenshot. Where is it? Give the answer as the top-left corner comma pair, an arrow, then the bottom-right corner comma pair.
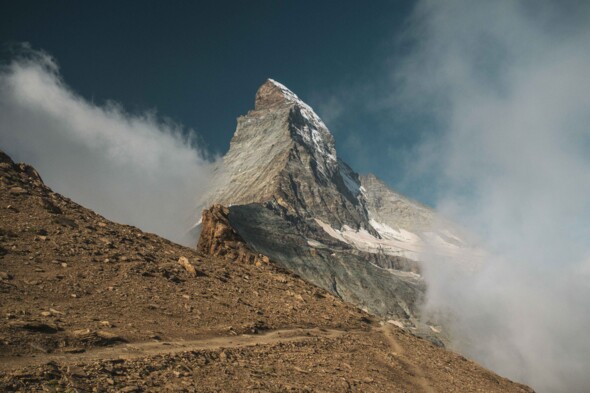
338,161 -> 362,197
315,217 -> 479,263
268,79 -> 328,130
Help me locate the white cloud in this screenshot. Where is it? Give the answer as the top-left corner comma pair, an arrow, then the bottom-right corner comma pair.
0,46 -> 216,246
395,1 -> 590,391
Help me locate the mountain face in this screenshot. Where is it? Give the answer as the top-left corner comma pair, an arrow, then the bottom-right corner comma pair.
198,80 -> 468,336
204,79 -> 369,229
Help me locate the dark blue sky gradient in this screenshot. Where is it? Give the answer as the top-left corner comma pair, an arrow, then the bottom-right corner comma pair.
0,1 -> 433,202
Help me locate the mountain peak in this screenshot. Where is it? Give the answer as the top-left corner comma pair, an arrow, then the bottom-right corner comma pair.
254,80 -> 328,130
255,79 -> 299,110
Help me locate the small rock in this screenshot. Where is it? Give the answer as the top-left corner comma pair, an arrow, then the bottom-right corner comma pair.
294,294 -> 305,302
96,330 -> 126,342
387,320 -> 405,329
178,256 -> 196,277
273,275 -> 288,284
9,187 -> 27,195
71,328 -> 92,337
293,366 -> 309,374
0,272 -> 12,280
68,365 -> 87,378
61,262 -> 68,268
49,308 -> 64,316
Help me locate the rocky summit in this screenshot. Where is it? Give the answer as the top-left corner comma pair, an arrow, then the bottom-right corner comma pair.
0,149 -> 534,392
198,79 -> 471,340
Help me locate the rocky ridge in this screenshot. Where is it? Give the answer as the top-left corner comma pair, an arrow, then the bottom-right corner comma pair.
0,149 -> 533,392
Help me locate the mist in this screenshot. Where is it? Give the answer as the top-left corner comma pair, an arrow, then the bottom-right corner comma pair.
394,1 -> 590,391
0,47 -> 216,246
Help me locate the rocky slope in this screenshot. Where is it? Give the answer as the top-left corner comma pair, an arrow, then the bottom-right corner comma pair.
0,150 -> 533,392
198,80 -> 471,334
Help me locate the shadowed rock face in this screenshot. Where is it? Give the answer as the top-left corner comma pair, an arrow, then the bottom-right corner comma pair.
225,203 -> 424,320
198,79 -> 465,336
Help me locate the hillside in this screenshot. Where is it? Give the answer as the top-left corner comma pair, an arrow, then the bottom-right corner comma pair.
0,150 -> 533,392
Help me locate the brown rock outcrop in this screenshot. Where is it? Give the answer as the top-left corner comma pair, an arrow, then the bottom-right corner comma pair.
197,204 -> 269,266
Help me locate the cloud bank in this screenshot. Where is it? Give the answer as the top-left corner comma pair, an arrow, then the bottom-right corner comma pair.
0,47 -> 215,246
394,1 -> 590,392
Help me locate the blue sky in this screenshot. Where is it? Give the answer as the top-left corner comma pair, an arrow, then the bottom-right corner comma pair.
0,0 -> 425,200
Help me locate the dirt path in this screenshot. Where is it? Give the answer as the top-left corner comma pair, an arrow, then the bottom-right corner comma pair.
0,327 -> 350,371
378,323 -> 436,393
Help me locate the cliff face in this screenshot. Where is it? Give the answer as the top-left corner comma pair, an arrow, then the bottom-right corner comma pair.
203,79 -> 369,229
198,79 -> 470,336
197,204 -> 270,266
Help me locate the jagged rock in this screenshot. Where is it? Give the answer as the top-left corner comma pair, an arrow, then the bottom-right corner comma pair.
197,80 -> 463,326
197,204 -> 241,257
197,204 -> 270,266
202,80 -> 369,230
178,256 -> 196,276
